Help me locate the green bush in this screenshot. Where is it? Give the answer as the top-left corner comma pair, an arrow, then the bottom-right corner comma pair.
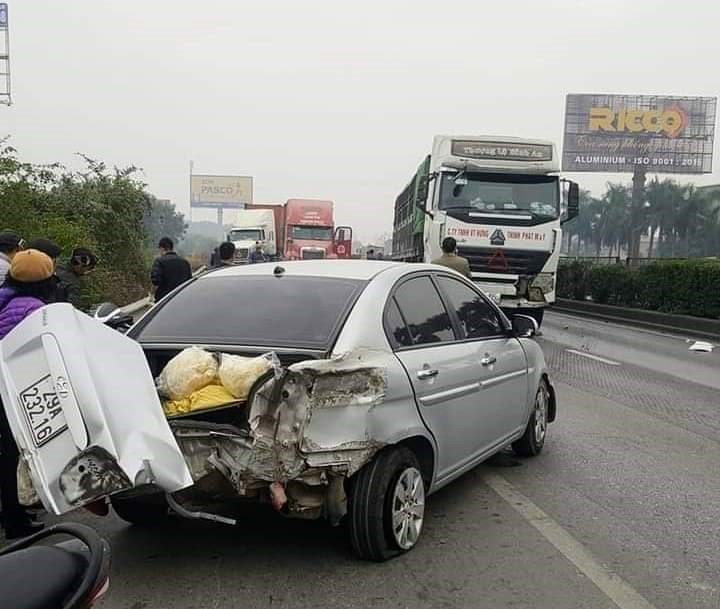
558,259 -> 720,319
589,264 -> 637,306
556,260 -> 592,300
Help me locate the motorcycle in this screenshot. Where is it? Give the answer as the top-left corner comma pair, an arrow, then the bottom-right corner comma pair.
90,302 -> 135,333
0,522 -> 111,609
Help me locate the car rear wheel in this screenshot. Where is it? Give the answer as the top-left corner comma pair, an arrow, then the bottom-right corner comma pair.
348,447 -> 426,562
512,380 -> 549,457
112,494 -> 169,526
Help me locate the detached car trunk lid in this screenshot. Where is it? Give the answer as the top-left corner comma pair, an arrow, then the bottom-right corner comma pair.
0,303 -> 193,515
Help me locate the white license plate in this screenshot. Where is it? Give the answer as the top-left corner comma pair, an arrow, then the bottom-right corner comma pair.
19,375 -> 68,447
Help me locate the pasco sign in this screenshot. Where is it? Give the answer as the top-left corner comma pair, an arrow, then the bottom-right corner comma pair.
562,94 -> 716,174
190,175 -> 253,209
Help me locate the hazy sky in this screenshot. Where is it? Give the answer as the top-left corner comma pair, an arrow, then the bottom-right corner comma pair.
6,1 -> 720,242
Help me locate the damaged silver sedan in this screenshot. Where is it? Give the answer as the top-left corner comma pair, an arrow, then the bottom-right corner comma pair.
0,260 -> 556,561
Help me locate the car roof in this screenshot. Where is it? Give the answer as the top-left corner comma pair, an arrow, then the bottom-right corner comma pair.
198,260 -> 408,281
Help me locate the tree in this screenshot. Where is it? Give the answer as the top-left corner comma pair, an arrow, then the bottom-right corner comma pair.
600,183 -> 631,257
143,197 -> 187,249
1,141 -> 156,306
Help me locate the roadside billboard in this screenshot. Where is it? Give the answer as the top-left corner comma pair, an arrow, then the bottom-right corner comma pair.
190,175 -> 253,208
562,94 -> 716,174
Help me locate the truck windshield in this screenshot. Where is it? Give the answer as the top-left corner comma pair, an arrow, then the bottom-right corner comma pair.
439,173 -> 559,219
290,226 -> 333,240
229,229 -> 264,242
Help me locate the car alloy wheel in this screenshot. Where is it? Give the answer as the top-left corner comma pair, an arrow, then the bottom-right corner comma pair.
534,383 -> 548,445
390,466 -> 425,550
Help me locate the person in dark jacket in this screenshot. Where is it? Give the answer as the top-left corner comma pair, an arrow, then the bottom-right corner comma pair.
55,247 -> 97,309
151,237 -> 192,301
0,230 -> 24,285
248,242 -> 267,264
26,238 -> 65,303
0,249 -> 56,539
213,241 -> 236,267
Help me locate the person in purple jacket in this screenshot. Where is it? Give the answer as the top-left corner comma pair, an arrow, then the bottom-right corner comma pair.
0,248 -> 56,539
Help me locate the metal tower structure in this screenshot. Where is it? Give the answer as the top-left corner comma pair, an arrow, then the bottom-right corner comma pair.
0,3 -> 10,106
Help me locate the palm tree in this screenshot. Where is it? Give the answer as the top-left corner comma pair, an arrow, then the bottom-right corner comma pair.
645,178 -> 675,258
600,183 -> 631,257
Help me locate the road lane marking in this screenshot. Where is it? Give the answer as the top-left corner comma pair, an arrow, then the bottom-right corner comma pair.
484,474 -> 658,609
566,348 -> 621,366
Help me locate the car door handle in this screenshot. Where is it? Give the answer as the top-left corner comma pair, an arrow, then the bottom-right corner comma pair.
480,355 -> 497,366
417,368 -> 439,380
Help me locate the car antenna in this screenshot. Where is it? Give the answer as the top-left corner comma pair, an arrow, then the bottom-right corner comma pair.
273,265 -> 285,277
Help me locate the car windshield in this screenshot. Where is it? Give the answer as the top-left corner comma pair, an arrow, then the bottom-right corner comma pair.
229,229 -> 264,242
290,226 -> 333,240
439,173 -> 559,219
135,275 -> 365,348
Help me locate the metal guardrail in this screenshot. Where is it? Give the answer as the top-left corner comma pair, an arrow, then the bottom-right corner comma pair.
560,256 -> 621,265
561,256 -> 719,267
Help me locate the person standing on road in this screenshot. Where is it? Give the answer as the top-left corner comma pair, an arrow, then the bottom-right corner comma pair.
151,237 -> 192,300
213,241 -> 236,267
0,230 -> 24,285
0,249 -> 56,539
432,237 -> 472,279
55,247 -> 97,309
248,242 -> 267,264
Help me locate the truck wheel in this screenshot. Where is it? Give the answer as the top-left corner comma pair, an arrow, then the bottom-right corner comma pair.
112,494 -> 169,526
512,380 -> 549,457
348,447 -> 425,561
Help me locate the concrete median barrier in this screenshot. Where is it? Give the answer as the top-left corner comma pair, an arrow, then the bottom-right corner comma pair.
553,298 -> 720,340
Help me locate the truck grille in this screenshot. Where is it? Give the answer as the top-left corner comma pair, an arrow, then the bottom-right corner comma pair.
457,246 -> 550,275
233,248 -> 249,262
301,249 -> 326,260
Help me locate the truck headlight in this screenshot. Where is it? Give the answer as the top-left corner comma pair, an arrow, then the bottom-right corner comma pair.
530,273 -> 554,294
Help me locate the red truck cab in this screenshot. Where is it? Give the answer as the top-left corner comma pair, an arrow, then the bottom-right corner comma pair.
246,200 -> 352,260
284,199 -> 352,260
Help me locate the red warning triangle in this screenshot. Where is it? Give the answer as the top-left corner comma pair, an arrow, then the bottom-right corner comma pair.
488,249 -> 508,272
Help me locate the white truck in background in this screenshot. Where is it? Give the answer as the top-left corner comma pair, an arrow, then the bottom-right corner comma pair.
391,135 -> 580,326
227,209 -> 277,263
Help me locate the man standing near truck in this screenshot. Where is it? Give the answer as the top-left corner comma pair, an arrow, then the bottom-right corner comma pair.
432,237 -> 472,279
248,242 -> 267,264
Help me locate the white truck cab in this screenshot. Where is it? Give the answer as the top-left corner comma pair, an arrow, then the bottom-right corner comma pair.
227,209 -> 277,263
393,135 -> 579,325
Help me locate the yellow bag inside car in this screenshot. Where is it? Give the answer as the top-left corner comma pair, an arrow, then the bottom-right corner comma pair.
162,384 -> 238,417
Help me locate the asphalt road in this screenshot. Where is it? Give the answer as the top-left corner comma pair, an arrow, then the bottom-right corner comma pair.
7,311 -> 720,609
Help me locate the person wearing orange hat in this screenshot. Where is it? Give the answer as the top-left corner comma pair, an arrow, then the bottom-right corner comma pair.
0,249 -> 56,539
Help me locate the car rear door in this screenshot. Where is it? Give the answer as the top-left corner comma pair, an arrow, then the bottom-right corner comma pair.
435,274 -> 529,450
386,275 -> 481,480
0,303 -> 193,515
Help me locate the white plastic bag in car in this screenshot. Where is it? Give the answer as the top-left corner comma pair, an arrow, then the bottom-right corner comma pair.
157,347 -> 218,401
218,353 -> 275,401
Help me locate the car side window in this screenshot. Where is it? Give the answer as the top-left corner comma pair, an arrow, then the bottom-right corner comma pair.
393,276 -> 456,346
385,298 -> 413,348
436,276 -> 504,339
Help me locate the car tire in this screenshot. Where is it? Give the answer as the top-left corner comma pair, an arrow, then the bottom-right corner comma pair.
348,447 -> 426,562
112,494 -> 169,526
512,379 -> 549,457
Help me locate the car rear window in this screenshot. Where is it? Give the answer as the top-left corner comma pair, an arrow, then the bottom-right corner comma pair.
134,275 -> 365,349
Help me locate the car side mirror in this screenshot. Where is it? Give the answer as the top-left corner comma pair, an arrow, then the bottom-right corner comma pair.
512,314 -> 538,338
